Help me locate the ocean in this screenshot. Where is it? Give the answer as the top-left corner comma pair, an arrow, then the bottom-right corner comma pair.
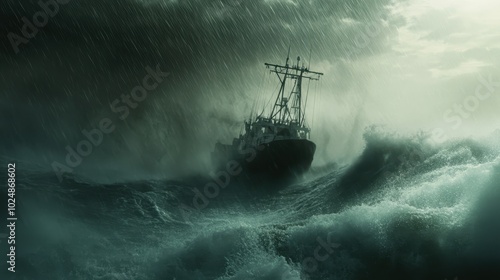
1,131 -> 500,280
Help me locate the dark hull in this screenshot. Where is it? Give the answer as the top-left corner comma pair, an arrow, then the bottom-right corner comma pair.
213,139 -> 316,183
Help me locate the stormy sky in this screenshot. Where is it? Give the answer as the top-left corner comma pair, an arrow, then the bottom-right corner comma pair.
1,0 -> 499,180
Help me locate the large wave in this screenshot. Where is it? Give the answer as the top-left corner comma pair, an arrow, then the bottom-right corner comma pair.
2,130 -> 500,280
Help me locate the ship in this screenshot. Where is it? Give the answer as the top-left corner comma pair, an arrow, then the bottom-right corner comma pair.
212,49 -> 323,182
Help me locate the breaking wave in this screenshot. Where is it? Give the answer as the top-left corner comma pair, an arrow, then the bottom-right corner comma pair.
2,129 -> 500,280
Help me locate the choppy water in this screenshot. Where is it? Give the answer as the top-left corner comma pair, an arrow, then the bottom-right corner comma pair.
2,131 -> 500,280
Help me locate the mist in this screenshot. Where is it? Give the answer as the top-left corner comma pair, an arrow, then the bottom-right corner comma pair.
1,0 -> 499,181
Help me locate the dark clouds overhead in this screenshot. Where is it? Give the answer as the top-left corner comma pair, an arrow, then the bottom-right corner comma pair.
2,0 -> 498,178
0,0 -> 394,172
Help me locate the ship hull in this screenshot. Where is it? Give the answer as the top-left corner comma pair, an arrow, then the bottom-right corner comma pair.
212,139 -> 316,183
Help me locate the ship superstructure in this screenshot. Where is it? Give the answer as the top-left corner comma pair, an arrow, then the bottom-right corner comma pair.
213,49 -> 323,180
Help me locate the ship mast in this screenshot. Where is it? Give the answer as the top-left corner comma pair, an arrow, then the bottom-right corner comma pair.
265,51 -> 323,128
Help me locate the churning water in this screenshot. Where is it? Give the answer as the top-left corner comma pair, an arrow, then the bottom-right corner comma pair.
2,130 -> 500,280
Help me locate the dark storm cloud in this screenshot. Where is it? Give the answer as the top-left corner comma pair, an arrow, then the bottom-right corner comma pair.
0,0 -> 394,176
1,0 -> 395,73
